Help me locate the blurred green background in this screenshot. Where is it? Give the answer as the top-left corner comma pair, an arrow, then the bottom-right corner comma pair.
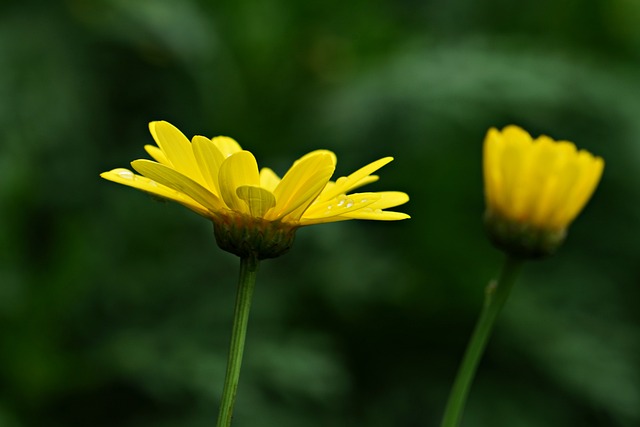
1,0 -> 639,426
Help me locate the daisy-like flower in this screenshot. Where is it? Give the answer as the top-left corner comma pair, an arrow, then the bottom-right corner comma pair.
101,121 -> 410,259
483,125 -> 604,258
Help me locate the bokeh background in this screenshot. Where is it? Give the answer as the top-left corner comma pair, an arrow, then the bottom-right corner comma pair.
1,0 -> 639,426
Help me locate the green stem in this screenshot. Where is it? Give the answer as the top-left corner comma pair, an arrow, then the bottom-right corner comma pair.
216,255 -> 259,427
440,255 -> 523,427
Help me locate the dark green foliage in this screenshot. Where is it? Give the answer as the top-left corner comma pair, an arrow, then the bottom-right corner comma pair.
1,0 -> 639,426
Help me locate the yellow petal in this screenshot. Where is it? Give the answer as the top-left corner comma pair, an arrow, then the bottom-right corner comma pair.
318,157 -> 393,202
100,168 -> 209,216
144,145 -> 171,166
339,210 -> 411,221
259,167 -> 281,192
303,191 -> 409,224
501,125 -> 532,144
350,175 -> 379,190
292,149 -> 338,167
483,128 -> 504,211
549,152 -> 604,228
303,192 -> 381,219
149,121 -> 204,183
565,154 -> 604,223
496,129 -> 530,215
515,136 -> 559,222
218,151 -> 260,214
212,136 -> 243,158
131,159 -> 223,212
192,135 -> 225,196
236,185 -> 276,218
267,150 -> 336,220
300,209 -> 410,225
529,141 -> 578,226
365,191 -> 410,210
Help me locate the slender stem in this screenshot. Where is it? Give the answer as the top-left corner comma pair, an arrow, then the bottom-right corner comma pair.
216,255 -> 259,427
440,255 -> 523,427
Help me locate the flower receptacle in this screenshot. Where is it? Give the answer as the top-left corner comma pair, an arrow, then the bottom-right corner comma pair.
484,210 -> 567,259
213,212 -> 298,260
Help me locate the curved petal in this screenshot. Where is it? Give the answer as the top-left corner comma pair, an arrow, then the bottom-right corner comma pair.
529,141 -> 577,227
302,192 -> 381,220
267,150 -> 336,220
300,209 -> 410,225
548,151 -> 604,228
513,136 -> 557,222
218,151 -> 260,214
292,149 -> 337,167
259,167 -> 281,192
236,185 -> 276,218
100,168 -> 209,216
212,136 -> 243,158
302,191 -> 409,224
317,157 -> 393,202
337,210 -> 411,221
364,191 -> 409,210
496,129 -> 530,216
131,159 -> 223,212
144,145 -> 171,166
192,135 -> 225,196
149,121 -> 204,183
483,127 -> 504,212
349,174 -> 379,190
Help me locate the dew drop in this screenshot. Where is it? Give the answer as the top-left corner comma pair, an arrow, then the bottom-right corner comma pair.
345,200 -> 354,208
117,170 -> 134,179
337,199 -> 345,207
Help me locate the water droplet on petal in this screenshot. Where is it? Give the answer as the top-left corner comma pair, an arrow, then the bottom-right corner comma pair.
345,200 -> 354,208
337,199 -> 345,207
117,170 -> 134,179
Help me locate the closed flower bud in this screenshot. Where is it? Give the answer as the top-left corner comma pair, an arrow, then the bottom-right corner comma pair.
483,125 -> 604,258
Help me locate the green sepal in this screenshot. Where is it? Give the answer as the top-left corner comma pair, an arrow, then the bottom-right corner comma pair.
213,212 -> 298,260
484,210 -> 567,259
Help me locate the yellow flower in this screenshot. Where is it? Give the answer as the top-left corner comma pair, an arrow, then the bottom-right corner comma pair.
101,121 -> 410,258
483,125 -> 604,258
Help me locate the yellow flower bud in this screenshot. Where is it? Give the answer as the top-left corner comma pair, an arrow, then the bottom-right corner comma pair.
483,125 -> 604,258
